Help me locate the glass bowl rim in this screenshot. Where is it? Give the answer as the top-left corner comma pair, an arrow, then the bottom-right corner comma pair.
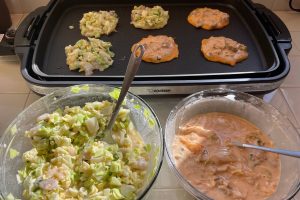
0,84 -> 164,200
164,88 -> 300,200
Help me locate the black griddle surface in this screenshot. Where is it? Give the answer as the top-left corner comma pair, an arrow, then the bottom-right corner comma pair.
33,1 -> 278,78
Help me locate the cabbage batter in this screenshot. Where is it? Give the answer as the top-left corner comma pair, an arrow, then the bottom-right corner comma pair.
80,10 -> 118,38
18,101 -> 150,200
131,5 -> 169,29
65,38 -> 114,75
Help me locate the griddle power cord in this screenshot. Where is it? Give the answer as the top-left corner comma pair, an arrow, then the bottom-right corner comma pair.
289,0 -> 300,12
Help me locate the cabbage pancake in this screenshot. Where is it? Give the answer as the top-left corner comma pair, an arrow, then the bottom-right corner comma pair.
201,36 -> 248,66
187,8 -> 229,30
172,112 -> 280,200
131,35 -> 179,63
131,5 -> 169,29
65,38 -> 114,75
80,10 -> 118,38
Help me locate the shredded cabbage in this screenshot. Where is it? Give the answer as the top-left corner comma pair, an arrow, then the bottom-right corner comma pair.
9,148 -> 19,159
6,193 -> 21,200
80,10 -> 118,38
65,38 -> 114,75
131,5 -> 169,29
18,101 -> 151,200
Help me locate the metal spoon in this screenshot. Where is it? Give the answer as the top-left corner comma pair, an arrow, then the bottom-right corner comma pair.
100,44 -> 145,144
233,141 -> 300,158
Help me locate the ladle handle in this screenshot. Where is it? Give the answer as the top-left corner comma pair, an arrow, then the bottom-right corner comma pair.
106,45 -> 145,131
238,143 -> 300,158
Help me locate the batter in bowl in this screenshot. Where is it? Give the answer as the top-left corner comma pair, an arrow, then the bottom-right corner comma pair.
172,112 -> 280,200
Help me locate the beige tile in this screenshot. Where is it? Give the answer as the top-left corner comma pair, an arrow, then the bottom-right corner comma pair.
273,0 -> 300,11
4,0 -> 24,14
252,0 -> 275,9
273,0 -> 291,11
290,32 -> 300,55
280,88 -> 300,129
21,0 -> 49,13
0,55 -> 19,62
20,13 -> 29,24
0,60 -> 30,93
143,96 -> 184,126
147,189 -> 194,200
24,92 -> 42,107
153,159 -> 181,189
282,55 -> 300,87
274,11 -> 300,31
10,14 -> 23,28
289,41 -> 300,56
269,89 -> 300,128
0,93 -> 28,135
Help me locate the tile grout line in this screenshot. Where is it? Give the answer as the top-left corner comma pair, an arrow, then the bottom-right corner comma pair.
279,88 -> 300,128
10,14 -> 23,29
289,54 -> 300,57
0,92 -> 30,94
152,187 -> 184,189
151,188 -> 187,191
22,92 -> 31,109
16,15 -> 23,28
281,86 -> 300,89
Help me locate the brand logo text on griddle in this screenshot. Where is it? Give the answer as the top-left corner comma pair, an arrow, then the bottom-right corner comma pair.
149,89 -> 171,93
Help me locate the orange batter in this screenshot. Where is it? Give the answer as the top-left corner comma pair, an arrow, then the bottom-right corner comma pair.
131,35 -> 179,63
187,8 -> 229,30
201,36 -> 248,66
172,112 -> 280,200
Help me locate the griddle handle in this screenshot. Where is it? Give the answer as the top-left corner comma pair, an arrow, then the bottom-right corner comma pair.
253,4 -> 291,44
14,7 -> 45,47
24,16 -> 40,40
23,0 -> 57,40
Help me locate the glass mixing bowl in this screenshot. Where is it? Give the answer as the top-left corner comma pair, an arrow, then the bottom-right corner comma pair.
165,88 -> 300,200
0,84 -> 163,200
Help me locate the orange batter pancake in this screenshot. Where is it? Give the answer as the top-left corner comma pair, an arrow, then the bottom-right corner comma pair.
188,8 -> 229,30
201,36 -> 248,66
131,35 -> 179,63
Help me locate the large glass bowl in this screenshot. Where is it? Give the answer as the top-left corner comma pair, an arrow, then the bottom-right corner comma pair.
165,88 -> 300,200
0,84 -> 163,200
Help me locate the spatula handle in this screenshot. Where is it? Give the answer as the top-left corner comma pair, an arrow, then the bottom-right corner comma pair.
242,143 -> 300,158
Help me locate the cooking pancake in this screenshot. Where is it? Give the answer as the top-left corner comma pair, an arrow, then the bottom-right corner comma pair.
131,35 -> 179,63
187,8 -> 229,30
131,5 -> 169,30
201,36 -> 248,66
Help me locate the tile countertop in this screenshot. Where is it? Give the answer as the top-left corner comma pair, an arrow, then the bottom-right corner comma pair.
0,11 -> 300,199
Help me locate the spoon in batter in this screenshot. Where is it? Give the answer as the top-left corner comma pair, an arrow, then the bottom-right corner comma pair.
233,141 -> 300,158
101,44 -> 145,144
